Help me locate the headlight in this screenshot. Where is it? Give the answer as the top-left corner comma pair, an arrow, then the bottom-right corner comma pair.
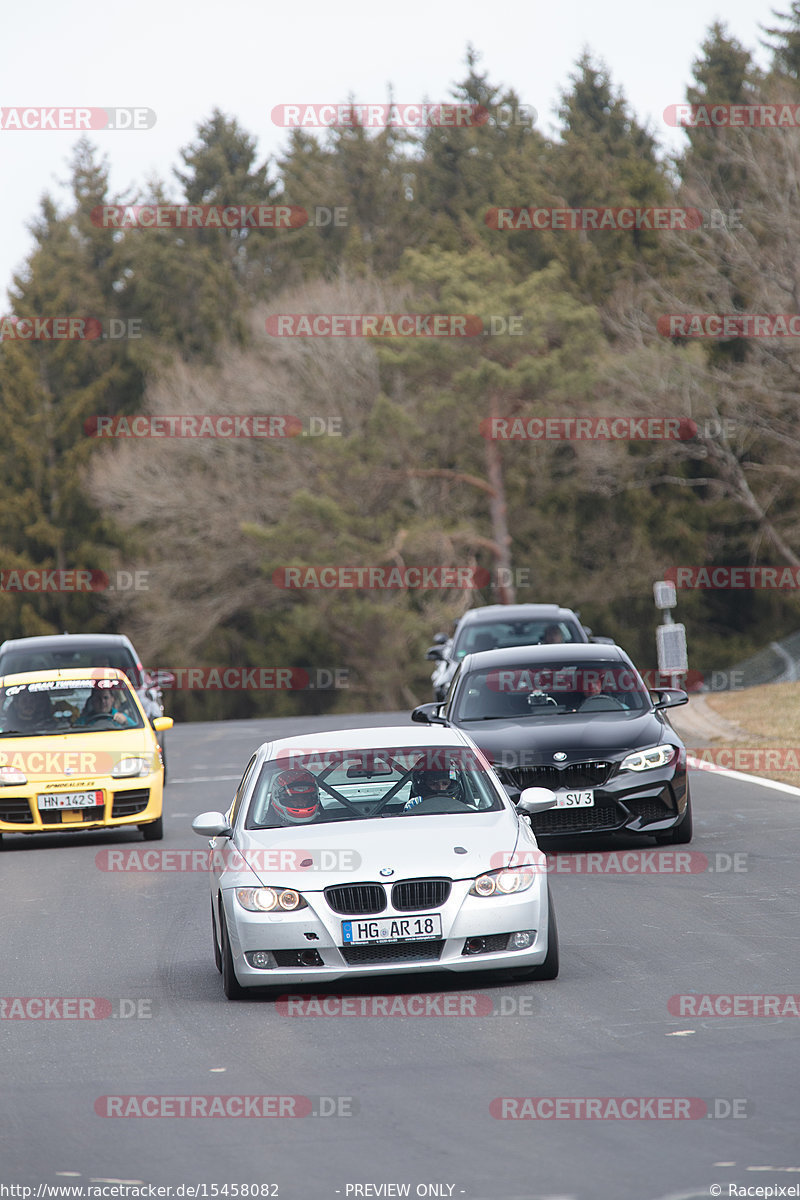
0,767 -> 27,786
111,757 -> 153,778
470,868 -> 536,897
620,744 -> 676,772
235,887 -> 307,912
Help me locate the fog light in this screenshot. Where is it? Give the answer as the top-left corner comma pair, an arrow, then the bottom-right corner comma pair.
246,951 -> 275,969
511,931 -> 535,950
464,937 -> 487,955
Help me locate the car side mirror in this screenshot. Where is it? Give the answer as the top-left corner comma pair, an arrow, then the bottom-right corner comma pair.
432,633 -> 448,645
516,787 -> 557,814
192,811 -> 233,838
152,716 -> 173,732
411,703 -> 448,725
425,646 -> 445,661
651,688 -> 689,709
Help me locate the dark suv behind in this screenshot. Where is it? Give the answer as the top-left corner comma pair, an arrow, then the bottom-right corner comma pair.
426,604 -> 597,702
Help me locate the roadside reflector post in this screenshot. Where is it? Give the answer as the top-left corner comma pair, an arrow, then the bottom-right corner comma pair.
654,580 -> 688,689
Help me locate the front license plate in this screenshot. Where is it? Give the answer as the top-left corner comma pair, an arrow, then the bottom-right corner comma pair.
38,791 -> 103,810
342,914 -> 442,944
554,790 -> 594,808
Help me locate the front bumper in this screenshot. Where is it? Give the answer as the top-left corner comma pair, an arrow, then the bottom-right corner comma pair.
498,763 -> 689,838
0,773 -> 164,835
220,878 -> 551,988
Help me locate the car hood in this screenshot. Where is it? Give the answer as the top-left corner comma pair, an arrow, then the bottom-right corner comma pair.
459,711 -> 669,763
0,728 -> 159,785
235,810 -> 519,889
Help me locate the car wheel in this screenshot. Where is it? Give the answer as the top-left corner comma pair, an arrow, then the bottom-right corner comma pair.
656,794 -> 693,845
212,901 -> 222,973
140,816 -> 164,841
220,903 -> 247,1000
511,889 -> 559,981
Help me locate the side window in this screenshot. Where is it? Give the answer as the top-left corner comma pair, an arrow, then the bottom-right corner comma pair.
229,755 -> 258,826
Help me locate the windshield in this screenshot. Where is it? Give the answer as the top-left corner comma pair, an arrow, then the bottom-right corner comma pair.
246,746 -> 505,828
0,678 -> 144,736
0,646 -> 141,686
453,619 -> 581,660
453,663 -> 651,721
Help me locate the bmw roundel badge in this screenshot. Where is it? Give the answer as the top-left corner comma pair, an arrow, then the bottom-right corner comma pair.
379,868 -> 394,877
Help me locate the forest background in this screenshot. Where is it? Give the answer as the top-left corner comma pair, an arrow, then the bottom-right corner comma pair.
3,16 -> 800,720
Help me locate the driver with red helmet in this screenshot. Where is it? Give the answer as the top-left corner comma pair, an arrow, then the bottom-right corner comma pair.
269,768 -> 321,826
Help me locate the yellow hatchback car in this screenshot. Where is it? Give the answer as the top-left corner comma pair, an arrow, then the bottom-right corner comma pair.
0,668 -> 173,846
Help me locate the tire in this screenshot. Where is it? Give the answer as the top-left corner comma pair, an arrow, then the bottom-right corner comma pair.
220,903 -> 246,1000
656,793 -> 693,845
140,816 -> 163,841
511,888 -> 559,981
212,901 -> 222,973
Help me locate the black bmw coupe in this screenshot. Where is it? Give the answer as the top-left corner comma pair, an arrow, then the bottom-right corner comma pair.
412,643 -> 691,844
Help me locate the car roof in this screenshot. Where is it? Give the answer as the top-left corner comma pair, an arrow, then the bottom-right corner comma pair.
0,633 -> 134,653
457,604 -> 582,626
0,667 -> 133,686
259,724 -> 477,758
459,643 -> 634,670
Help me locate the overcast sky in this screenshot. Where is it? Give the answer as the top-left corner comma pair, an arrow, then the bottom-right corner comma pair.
0,0 -> 781,304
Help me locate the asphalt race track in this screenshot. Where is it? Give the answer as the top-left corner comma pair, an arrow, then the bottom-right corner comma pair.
2,713 -> 799,1200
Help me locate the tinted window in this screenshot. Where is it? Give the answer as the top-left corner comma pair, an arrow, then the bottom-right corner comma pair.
453,620 -> 581,660
453,662 -> 651,721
